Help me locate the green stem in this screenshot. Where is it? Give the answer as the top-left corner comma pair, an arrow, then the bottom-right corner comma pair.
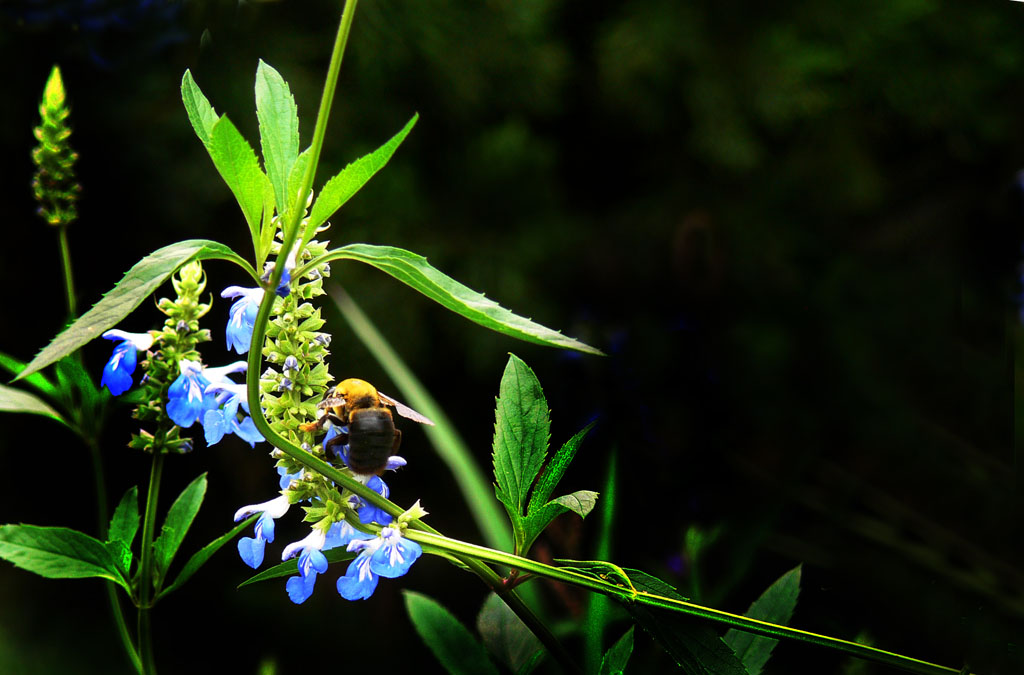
137,452 -> 165,675
403,530 -> 968,675
57,223 -> 76,319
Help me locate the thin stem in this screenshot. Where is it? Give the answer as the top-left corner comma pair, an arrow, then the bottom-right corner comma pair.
404,530 -> 968,675
57,223 -> 76,319
137,452 -> 165,675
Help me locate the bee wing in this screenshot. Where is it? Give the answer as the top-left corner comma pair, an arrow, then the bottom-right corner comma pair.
378,392 -> 435,426
318,396 -> 346,410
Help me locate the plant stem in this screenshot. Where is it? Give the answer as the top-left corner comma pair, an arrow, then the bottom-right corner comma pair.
137,451 -> 165,675
57,223 -> 76,319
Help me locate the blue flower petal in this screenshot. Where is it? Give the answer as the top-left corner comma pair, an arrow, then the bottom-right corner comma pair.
100,341 -> 137,395
337,554 -> 378,601
234,416 -> 265,446
203,409 -> 229,446
370,532 -> 422,579
237,536 -> 266,569
286,572 -> 318,604
167,364 -> 215,428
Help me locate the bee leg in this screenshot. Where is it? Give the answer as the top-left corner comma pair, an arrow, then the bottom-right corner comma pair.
298,416 -> 328,433
392,428 -> 402,453
323,429 -> 350,459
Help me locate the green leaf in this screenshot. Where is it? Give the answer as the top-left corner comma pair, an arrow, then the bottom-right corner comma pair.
16,239 -> 255,381
585,451 -> 619,674
287,146 -> 312,213
520,490 -> 599,555
108,486 -> 140,550
306,115 -> 418,236
0,351 -> 57,397
53,355 -> 104,432
551,490 -> 599,518
528,422 -> 594,513
160,515 -> 259,599
0,525 -> 129,592
209,116 -> 267,252
181,70 -> 221,147
0,384 -> 66,425
492,355 -> 550,522
599,626 -> 635,675
322,244 -> 602,355
152,473 -> 207,585
236,545 -> 355,589
476,593 -> 542,675
403,591 -> 500,675
255,60 -> 299,215
723,566 -> 802,675
624,570 -> 749,675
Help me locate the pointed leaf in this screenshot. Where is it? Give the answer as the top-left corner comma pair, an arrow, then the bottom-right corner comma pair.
724,566 -> 802,675
16,240 -> 255,381
520,490 -> 599,554
324,244 -> 602,355
599,626 -> 635,675
159,514 -> 258,599
181,70 -> 221,147
153,473 -> 207,584
209,116 -> 267,249
528,422 -> 594,513
624,570 -> 749,675
551,490 -> 599,518
0,384 -> 66,425
404,591 -> 500,675
255,60 -> 299,214
0,525 -> 129,591
108,486 -> 140,550
492,355 -> 550,519
0,351 -> 57,397
476,592 -> 542,675
288,146 -> 313,213
236,545 -> 355,589
306,115 -> 418,235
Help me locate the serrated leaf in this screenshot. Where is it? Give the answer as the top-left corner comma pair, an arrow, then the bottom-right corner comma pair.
724,566 -> 802,675
17,240 -> 254,381
528,422 -> 594,514
0,525 -> 129,592
287,146 -> 312,213
599,626 -> 635,675
209,116 -> 267,251
520,490 -> 599,555
306,115 -> 418,236
160,514 -> 258,599
152,473 -> 207,585
477,592 -> 542,675
108,486 -> 140,550
0,351 -> 57,397
181,70 -> 221,147
105,540 -> 132,577
255,60 -> 299,215
236,545 -> 355,589
0,384 -> 66,425
325,245 -> 602,355
404,591 -> 500,675
492,355 -> 550,522
624,570 -> 749,675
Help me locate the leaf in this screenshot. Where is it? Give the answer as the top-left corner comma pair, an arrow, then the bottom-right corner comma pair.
0,525 -> 129,592
53,355 -> 104,431
520,490 -> 599,554
159,515 -> 258,599
306,115 -> 418,236
0,351 -> 57,397
551,490 -> 599,518
287,146 -> 313,213
403,591 -> 500,675
236,545 -> 356,589
209,116 -> 267,251
528,422 -> 594,513
0,384 -> 66,425
599,626 -> 635,675
255,60 -> 299,215
108,486 -> 140,550
723,566 -> 802,675
181,70 -> 221,147
585,451 -> 619,674
152,473 -> 207,585
476,593 -> 542,675
17,239 -> 254,381
624,570 -> 749,675
324,244 -> 603,355
492,355 -> 550,522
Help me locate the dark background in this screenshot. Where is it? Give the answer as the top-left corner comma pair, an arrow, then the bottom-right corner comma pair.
0,1 -> 1022,673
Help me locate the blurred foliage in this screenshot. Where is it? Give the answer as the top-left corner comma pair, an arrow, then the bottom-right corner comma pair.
0,0 -> 1022,673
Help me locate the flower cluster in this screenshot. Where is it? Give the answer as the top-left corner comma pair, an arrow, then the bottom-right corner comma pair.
31,66 -> 80,227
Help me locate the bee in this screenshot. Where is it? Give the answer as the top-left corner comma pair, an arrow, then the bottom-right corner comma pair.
300,378 -> 434,475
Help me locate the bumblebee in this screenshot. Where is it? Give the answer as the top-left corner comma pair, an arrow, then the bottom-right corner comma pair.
300,378 -> 434,475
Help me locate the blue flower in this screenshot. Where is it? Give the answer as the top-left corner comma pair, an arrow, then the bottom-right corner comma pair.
234,495 -> 290,569
350,475 -> 394,526
336,527 -> 422,601
167,360 -> 247,428
203,381 -> 264,447
282,529 -> 329,604
99,330 -> 154,395
221,286 -> 264,354
261,244 -> 299,298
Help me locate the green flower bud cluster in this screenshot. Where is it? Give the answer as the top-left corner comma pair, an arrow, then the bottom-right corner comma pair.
128,261 -> 213,454
31,66 -> 81,227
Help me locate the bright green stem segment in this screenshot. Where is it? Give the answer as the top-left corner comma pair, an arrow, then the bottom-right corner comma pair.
137,452 -> 165,675
403,530 -> 967,675
58,224 -> 76,319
